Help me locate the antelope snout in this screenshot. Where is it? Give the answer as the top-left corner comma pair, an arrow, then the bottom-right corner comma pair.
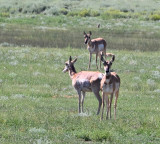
62,68 -> 67,73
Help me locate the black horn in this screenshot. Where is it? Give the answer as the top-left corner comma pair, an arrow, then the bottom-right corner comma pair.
111,55 -> 115,63
101,53 -> 105,62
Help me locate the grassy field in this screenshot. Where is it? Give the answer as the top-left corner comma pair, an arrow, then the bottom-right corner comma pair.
0,0 -> 160,143
0,0 -> 160,51
0,18 -> 160,51
0,47 -> 160,143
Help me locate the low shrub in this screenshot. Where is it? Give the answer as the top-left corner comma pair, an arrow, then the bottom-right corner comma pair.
149,14 -> 160,21
102,8 -> 128,19
79,9 -> 91,17
60,8 -> 68,15
90,131 -> 112,142
43,7 -> 60,16
0,12 -> 10,17
67,9 -> 99,17
75,130 -> 112,142
91,10 -> 100,17
67,11 -> 79,17
20,3 -> 48,14
32,5 -> 47,14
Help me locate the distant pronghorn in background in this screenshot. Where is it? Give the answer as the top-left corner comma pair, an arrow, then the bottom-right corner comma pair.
97,24 -> 100,28
100,53 -> 120,120
63,56 -> 103,114
83,31 -> 107,69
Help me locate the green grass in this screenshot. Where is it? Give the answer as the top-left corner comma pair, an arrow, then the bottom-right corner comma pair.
0,0 -> 160,143
0,18 -> 160,51
0,0 -> 160,14
0,46 -> 160,143
0,0 -> 160,51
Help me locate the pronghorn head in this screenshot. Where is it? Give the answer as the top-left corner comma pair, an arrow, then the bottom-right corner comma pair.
83,31 -> 92,44
63,56 -> 77,73
101,53 -> 115,75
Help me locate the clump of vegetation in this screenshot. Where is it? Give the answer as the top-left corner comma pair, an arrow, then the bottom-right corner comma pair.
43,6 -> 60,16
0,12 -> 10,17
75,130 -> 112,142
67,11 -> 79,16
20,3 -> 47,14
67,9 -> 100,17
149,14 -> 160,21
149,11 -> 160,21
101,8 -> 128,19
60,8 -> 68,15
91,10 -> 100,17
79,9 -> 91,17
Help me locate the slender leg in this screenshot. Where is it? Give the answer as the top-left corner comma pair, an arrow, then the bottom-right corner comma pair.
114,91 -> 119,119
109,94 -> 113,119
96,53 -> 98,69
88,53 -> 92,69
98,53 -> 101,69
91,80 -> 102,115
81,91 -> 85,113
101,92 -> 105,120
104,49 -> 106,59
106,95 -> 109,120
77,91 -> 82,113
93,90 -> 102,115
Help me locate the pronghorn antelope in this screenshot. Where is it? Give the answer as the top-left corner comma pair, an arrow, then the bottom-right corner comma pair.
100,54 -> 120,120
83,31 -> 107,69
63,56 -> 103,114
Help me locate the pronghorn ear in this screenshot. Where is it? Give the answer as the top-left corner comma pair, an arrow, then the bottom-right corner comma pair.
83,31 -> 86,35
101,53 -> 105,62
69,56 -> 72,63
89,31 -> 92,35
72,57 -> 77,64
111,55 -> 115,63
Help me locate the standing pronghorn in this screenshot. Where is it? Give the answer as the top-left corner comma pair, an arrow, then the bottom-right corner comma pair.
83,31 -> 107,69
100,54 -> 120,120
63,56 -> 103,114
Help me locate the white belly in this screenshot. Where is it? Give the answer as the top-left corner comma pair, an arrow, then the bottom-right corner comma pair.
103,84 -> 113,94
74,79 -> 92,92
98,44 -> 104,51
88,45 -> 96,53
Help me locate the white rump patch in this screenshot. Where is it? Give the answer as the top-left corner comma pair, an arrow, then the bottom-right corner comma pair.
98,44 -> 104,51
98,73 -> 104,79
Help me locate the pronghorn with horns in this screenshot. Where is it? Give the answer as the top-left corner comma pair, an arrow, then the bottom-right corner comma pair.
100,53 -> 120,120
63,56 -> 103,114
83,31 -> 107,69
